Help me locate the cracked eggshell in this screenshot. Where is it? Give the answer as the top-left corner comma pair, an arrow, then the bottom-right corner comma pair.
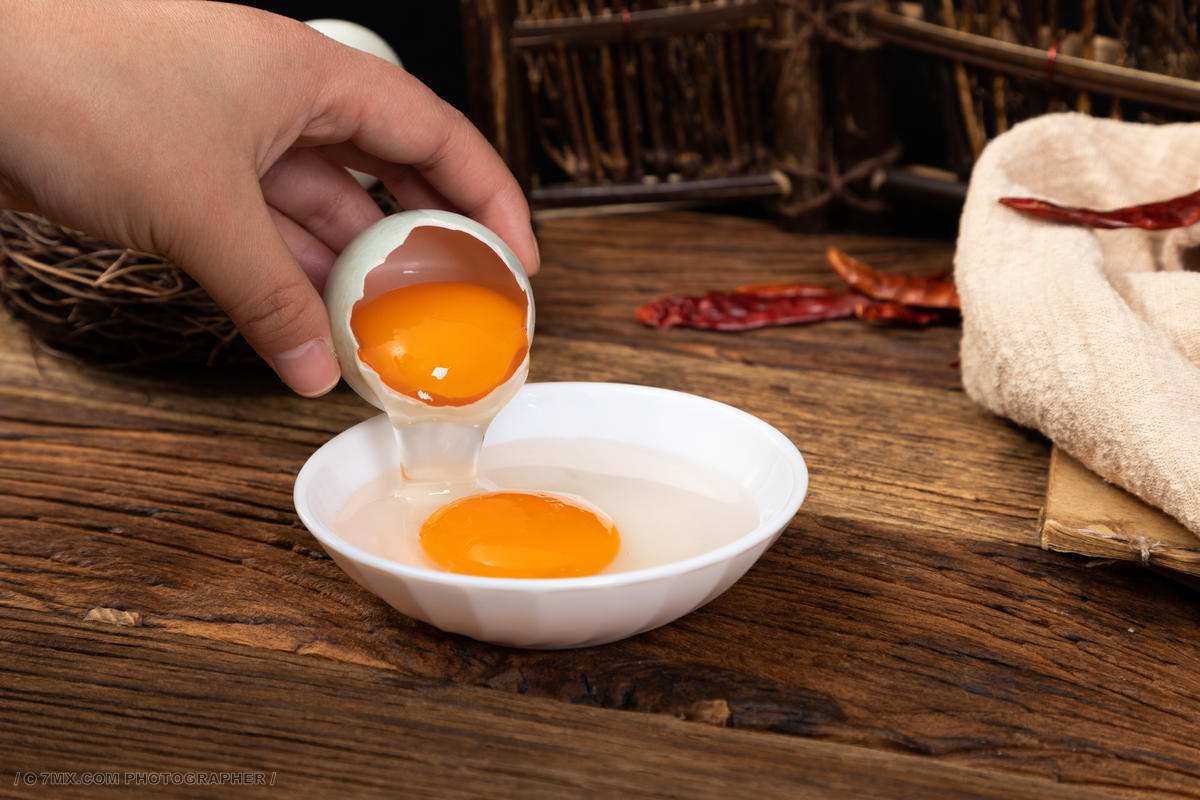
324,210 -> 535,421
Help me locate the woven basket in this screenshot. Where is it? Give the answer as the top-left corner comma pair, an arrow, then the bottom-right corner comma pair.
866,1 -> 1200,180
0,210 -> 255,367
459,0 -> 895,220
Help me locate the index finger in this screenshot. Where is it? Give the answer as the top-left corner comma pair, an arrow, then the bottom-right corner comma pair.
299,56 -> 539,276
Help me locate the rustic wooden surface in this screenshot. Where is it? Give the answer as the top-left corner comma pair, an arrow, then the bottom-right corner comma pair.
2,211 -> 1198,798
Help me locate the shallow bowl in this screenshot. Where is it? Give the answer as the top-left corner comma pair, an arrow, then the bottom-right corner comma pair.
294,382 -> 808,649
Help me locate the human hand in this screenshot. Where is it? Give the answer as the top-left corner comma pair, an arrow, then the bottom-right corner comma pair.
0,0 -> 538,396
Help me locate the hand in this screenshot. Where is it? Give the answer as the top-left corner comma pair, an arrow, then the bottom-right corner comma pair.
0,0 -> 538,396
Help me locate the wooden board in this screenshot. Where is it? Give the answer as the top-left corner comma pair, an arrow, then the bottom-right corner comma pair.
1042,446 -> 1200,576
0,604 -> 1122,800
4,212 -> 1200,797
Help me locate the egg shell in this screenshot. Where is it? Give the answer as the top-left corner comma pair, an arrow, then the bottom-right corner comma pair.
324,210 -> 535,415
305,18 -> 403,68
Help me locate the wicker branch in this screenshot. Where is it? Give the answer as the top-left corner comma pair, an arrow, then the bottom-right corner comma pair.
510,1 -> 773,48
0,211 -> 252,367
866,5 -> 1200,113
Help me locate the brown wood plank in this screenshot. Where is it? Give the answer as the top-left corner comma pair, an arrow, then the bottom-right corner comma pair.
3,211 -> 1199,797
0,605 -> 1125,800
531,212 -> 962,390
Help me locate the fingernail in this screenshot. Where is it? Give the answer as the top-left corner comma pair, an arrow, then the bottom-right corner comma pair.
271,339 -> 340,398
522,236 -> 540,277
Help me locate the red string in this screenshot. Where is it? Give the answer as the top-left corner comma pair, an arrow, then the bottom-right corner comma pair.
1046,32 -> 1064,87
621,6 -> 632,47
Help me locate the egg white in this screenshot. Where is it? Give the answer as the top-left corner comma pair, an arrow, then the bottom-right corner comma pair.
324,210 -> 534,481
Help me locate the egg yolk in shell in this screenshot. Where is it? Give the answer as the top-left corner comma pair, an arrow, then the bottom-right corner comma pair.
350,281 -> 528,406
420,491 -> 620,578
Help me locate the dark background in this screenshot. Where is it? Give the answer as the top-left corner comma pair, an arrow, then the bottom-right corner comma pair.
241,3 -> 964,237
245,2 -> 470,112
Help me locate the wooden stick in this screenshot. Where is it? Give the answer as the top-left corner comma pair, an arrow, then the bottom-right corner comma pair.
713,29 -> 741,171
771,1 -> 823,210
617,35 -> 642,180
527,51 -> 575,178
554,44 -> 590,179
567,47 -> 604,182
987,0 -> 1008,134
660,39 -> 694,174
593,6 -> 627,182
1077,0 -> 1095,114
744,28 -> 766,168
1108,0 -> 1132,119
690,37 -> 717,174
510,0 -> 770,48
942,0 -> 987,158
864,6 -> 1200,113
728,28 -> 750,170
529,171 -> 789,208
638,40 -> 669,176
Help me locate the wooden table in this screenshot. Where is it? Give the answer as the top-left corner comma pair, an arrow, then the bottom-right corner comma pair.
2,211 -> 1197,798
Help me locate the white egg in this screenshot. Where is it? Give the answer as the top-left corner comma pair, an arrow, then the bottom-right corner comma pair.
305,19 -> 403,67
323,210 -> 534,481
304,18 -> 403,189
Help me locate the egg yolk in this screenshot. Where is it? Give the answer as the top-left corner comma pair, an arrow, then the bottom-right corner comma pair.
419,491 -> 621,579
351,281 -> 528,406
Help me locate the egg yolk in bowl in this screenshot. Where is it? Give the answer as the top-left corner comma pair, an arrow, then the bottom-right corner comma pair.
420,490 -> 620,579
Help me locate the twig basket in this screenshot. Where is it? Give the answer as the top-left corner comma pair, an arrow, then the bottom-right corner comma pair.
0,211 -> 253,367
460,0 -> 895,219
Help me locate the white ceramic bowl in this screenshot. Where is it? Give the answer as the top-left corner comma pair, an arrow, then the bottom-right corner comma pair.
294,382 -> 808,649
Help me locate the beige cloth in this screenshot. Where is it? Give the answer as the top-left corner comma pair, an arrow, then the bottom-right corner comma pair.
957,112 -> 1200,536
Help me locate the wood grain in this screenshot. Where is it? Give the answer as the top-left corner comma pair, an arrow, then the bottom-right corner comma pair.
532,213 -> 963,390
3,212 -> 1199,797
0,605 -> 1121,800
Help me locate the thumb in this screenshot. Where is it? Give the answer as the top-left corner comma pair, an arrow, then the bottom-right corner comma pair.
169,184 -> 341,397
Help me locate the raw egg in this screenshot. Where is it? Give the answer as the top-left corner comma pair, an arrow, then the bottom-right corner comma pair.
324,210 -> 623,580
351,281 -> 528,407
324,211 -> 534,481
419,491 -> 620,579
325,211 -> 534,417
333,436 -> 760,577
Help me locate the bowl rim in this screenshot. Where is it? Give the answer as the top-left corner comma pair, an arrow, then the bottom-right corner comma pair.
294,381 -> 808,591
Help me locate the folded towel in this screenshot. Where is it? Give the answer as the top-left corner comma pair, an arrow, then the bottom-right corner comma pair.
956,112 -> 1200,536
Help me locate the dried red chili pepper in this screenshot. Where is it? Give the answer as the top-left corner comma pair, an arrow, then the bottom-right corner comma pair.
855,300 -> 945,326
635,287 -> 861,331
636,249 -> 958,331
731,282 -> 837,299
998,189 -> 1200,230
825,247 -> 960,309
